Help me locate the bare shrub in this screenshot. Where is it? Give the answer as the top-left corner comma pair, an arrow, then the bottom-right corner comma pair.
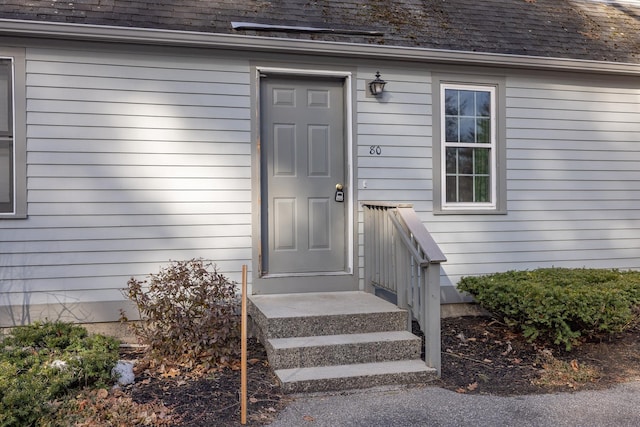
121,259 -> 240,368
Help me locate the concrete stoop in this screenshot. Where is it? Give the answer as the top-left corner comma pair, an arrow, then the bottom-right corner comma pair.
248,291 -> 437,394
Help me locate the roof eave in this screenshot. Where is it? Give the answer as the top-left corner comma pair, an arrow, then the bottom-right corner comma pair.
1,18 -> 639,76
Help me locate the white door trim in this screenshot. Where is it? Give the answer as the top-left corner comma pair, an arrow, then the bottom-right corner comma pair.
256,67 -> 354,277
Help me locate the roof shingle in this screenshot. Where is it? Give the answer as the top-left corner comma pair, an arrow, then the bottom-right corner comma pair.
1,0 -> 639,64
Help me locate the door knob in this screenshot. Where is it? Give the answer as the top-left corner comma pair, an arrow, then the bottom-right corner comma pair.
336,183 -> 343,191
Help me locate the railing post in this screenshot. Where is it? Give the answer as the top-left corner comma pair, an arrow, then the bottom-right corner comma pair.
363,205 -> 376,294
424,263 -> 442,377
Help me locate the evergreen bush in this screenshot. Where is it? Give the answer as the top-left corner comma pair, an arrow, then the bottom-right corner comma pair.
458,268 -> 640,350
0,321 -> 119,426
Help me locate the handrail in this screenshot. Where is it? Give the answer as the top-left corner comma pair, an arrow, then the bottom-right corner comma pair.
362,202 -> 446,376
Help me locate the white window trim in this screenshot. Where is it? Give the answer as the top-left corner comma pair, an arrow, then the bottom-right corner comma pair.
440,83 -> 497,211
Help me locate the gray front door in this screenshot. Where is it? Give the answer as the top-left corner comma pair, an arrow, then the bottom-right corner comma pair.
260,75 -> 346,275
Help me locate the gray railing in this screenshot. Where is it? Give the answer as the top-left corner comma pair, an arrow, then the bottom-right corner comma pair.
363,202 -> 447,375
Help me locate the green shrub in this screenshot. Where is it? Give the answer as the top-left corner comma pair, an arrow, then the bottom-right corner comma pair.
458,268 -> 640,350
0,321 -> 120,427
121,258 -> 240,368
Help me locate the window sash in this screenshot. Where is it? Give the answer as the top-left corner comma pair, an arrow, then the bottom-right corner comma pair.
441,84 -> 497,210
0,58 -> 14,214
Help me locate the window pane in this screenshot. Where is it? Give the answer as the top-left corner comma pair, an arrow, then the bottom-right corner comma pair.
0,61 -> 10,136
474,148 -> 490,174
446,147 -> 457,173
0,144 -> 12,209
459,117 -> 475,143
458,176 -> 473,202
458,147 -> 473,174
476,91 -> 491,117
476,118 -> 490,143
445,117 -> 458,142
459,90 -> 475,116
446,176 -> 457,202
475,176 -> 490,202
444,89 -> 458,115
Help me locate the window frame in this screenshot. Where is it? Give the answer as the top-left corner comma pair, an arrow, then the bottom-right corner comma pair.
0,48 -> 26,219
432,73 -> 507,215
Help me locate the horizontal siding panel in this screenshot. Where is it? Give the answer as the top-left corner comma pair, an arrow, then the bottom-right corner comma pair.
29,165 -> 251,178
358,102 -> 432,115
357,179 -> 431,190
434,228 -> 640,244
357,112 -> 429,126
29,177 -> 251,191
0,214 -> 251,229
1,236 -> 251,256
506,128 -> 639,142
27,60 -> 249,83
358,124 -> 430,137
358,167 -> 431,179
27,202 -> 251,216
444,248 -> 639,265
28,100 -> 251,120
508,117 -> 640,132
0,224 -> 250,241
2,248 -> 250,270
508,180 -> 640,191
357,157 -> 429,168
507,200 -> 639,211
507,169 -> 640,181
27,74 -> 249,96
2,288 -> 130,306
508,139 -> 640,152
359,135 -> 432,147
28,189 -> 251,203
27,126 -> 250,142
426,218 -> 640,233
28,152 -> 249,166
28,139 -> 251,155
27,113 -> 250,131
27,87 -> 250,108
508,159 -> 639,171
439,239 -> 639,255
356,145 -> 431,158
507,190 -> 640,201
508,149 -> 640,162
507,86 -> 640,104
507,108 -> 640,123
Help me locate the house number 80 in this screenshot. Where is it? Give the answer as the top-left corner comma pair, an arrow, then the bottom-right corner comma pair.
369,145 -> 382,155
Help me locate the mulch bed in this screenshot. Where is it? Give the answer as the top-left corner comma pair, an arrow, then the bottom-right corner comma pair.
119,317 -> 640,425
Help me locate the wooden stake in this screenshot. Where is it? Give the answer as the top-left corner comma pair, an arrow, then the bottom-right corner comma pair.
240,264 -> 248,425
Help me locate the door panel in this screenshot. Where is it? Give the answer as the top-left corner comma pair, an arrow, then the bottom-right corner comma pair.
261,76 -> 346,275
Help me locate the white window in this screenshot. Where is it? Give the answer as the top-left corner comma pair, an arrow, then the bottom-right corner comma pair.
0,49 -> 26,218
0,59 -> 14,214
440,84 -> 497,211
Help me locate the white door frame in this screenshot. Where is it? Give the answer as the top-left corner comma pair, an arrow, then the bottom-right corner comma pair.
254,66 -> 355,291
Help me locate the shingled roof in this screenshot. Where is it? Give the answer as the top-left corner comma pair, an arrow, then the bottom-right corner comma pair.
1,0 -> 639,64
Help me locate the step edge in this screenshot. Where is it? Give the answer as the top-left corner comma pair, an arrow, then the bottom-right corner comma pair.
268,331 -> 420,349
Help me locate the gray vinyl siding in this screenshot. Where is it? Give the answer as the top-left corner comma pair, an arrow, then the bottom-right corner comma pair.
356,67 -> 433,288
427,73 -> 640,296
2,43 -> 639,321
0,47 -> 252,322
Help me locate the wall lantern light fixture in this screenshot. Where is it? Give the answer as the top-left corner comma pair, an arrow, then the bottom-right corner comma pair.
368,71 -> 386,96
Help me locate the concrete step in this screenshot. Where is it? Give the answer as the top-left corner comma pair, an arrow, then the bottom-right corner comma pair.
266,331 -> 421,369
248,291 -> 408,340
275,360 -> 437,394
